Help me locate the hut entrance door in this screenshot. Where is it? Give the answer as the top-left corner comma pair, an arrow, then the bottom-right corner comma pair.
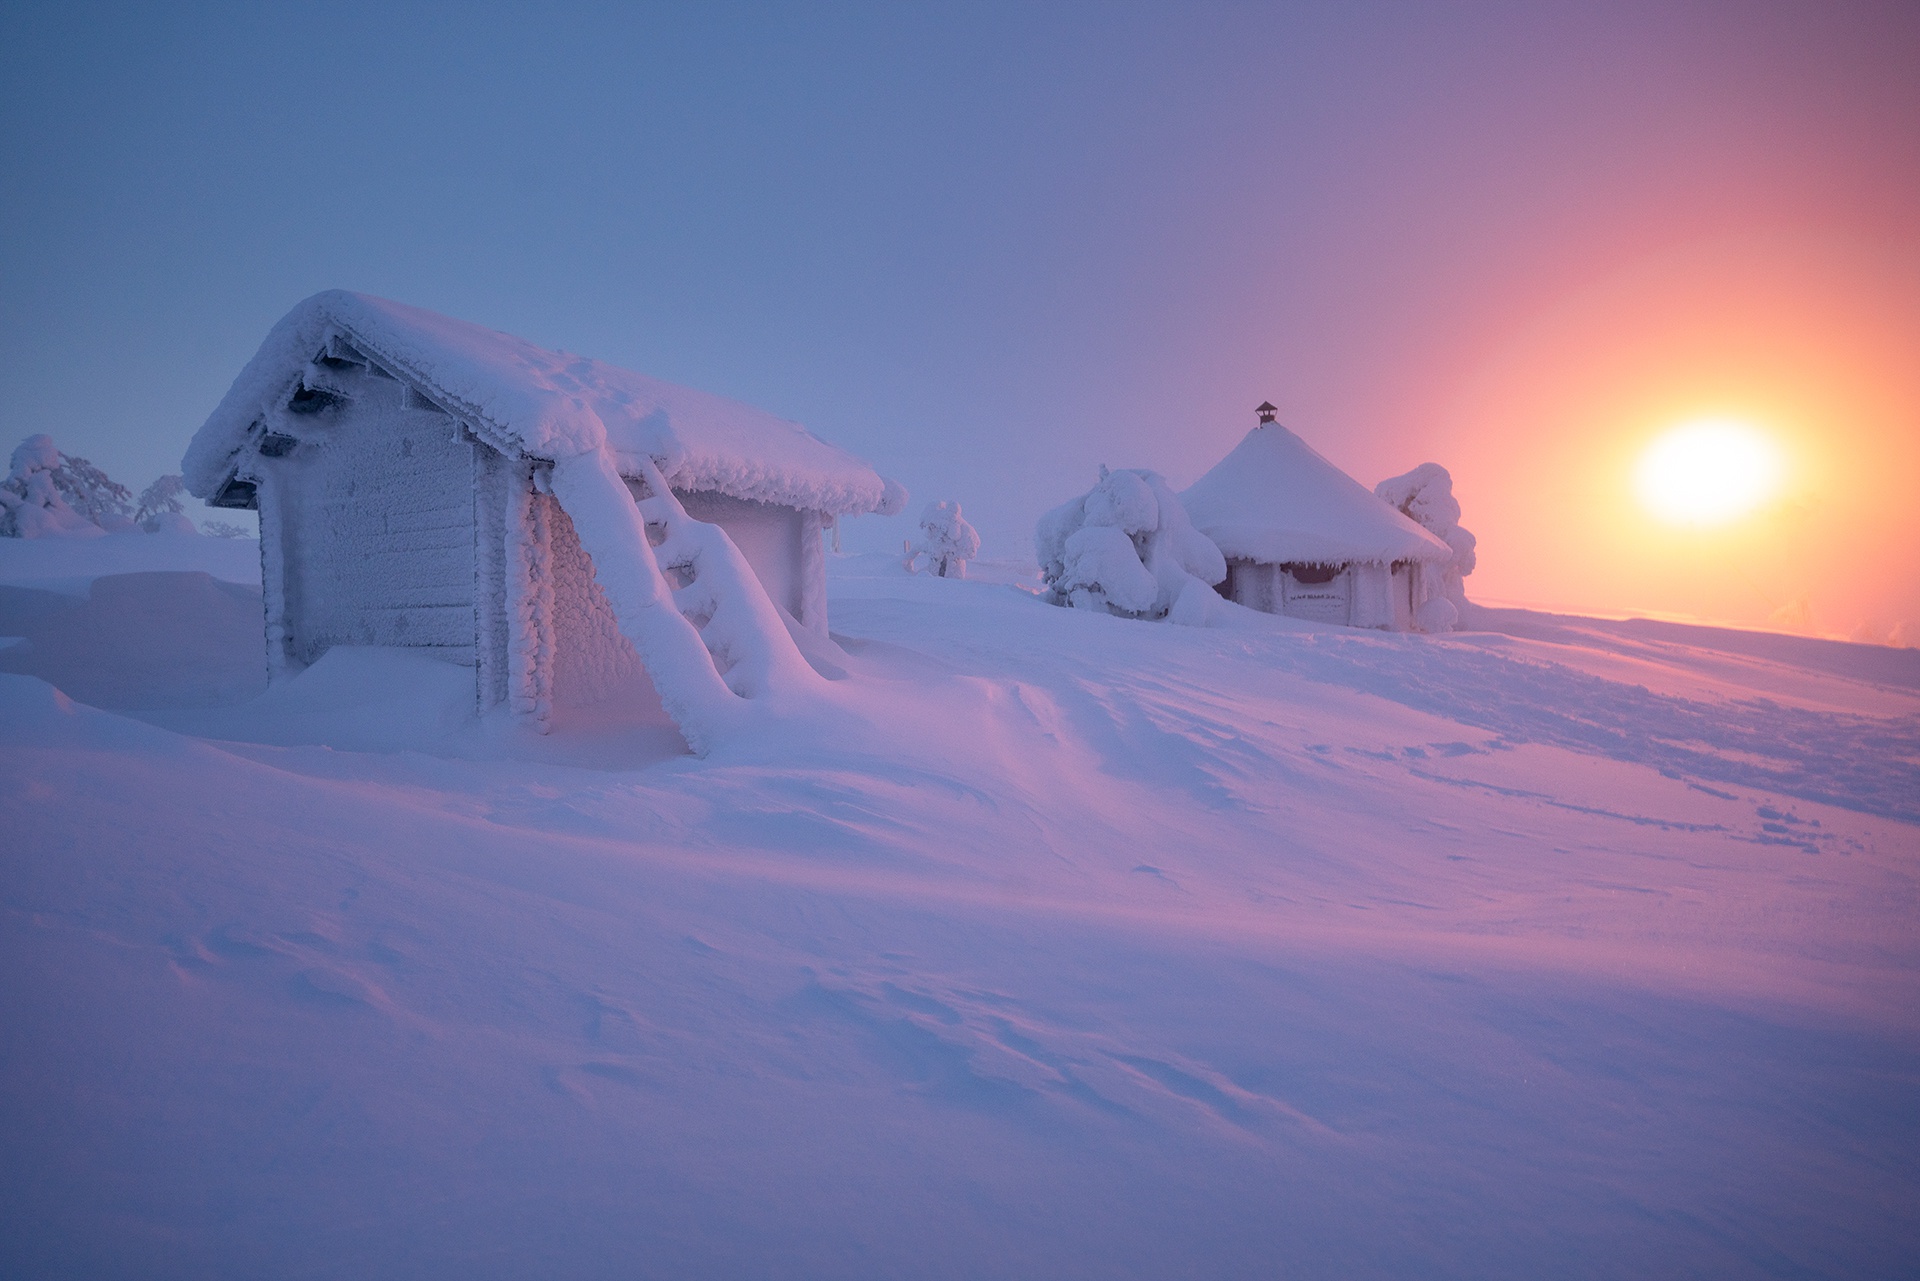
1280,565 -> 1352,625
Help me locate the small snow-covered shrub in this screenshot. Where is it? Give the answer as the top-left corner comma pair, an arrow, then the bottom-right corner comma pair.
1036,466 -> 1226,622
201,520 -> 254,539
0,434 -> 132,539
905,500 -> 981,578
136,474 -> 192,532
1375,463 -> 1476,608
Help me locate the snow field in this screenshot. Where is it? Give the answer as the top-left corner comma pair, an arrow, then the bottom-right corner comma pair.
2,540 -> 1917,1279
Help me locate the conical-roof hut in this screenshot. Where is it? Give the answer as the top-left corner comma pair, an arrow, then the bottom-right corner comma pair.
1181,412 -> 1450,629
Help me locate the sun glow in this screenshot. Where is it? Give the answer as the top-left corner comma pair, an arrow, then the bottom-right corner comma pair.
1634,419 -> 1786,527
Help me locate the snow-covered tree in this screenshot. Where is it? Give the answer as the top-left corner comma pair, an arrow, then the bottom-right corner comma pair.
905,500 -> 981,578
135,473 -> 196,533
0,434 -> 134,538
1036,466 -> 1226,623
1374,463 -> 1476,608
201,519 -> 253,539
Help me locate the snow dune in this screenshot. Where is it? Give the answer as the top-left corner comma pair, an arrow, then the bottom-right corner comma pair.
2,543 -> 1916,1279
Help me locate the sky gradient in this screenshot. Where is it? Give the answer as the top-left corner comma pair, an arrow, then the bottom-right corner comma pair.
3,0 -> 1916,636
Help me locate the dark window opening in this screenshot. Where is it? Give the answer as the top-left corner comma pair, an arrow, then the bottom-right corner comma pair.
209,476 -> 258,509
258,432 -> 299,457
287,385 -> 343,414
1282,562 -> 1340,585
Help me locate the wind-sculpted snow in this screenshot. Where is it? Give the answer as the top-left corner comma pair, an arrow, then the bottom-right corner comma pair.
3,548 -> 1917,1279
1264,627 -> 1920,825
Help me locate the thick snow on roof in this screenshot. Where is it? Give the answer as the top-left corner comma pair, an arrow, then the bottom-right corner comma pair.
1180,423 -> 1452,565
184,291 -> 904,516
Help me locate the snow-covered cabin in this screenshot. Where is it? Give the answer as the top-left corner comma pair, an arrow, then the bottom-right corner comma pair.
184,291 -> 903,733
1180,408 -> 1452,630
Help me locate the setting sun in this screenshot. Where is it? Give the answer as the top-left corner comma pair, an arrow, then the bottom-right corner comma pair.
1633,418 -> 1786,527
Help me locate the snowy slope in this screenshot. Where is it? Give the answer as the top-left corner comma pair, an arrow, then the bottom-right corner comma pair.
2,546 -> 1917,1280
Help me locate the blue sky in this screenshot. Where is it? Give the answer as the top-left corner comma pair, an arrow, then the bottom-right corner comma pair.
4,1 -> 1917,628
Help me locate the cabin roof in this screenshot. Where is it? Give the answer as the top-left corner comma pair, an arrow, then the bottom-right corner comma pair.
1180,423 -> 1452,565
184,291 -> 906,517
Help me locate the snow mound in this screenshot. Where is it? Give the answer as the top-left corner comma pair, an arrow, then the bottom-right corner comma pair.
0,572 -> 267,710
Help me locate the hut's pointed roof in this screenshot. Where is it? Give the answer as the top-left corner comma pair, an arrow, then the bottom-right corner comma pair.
1180,422 -> 1451,565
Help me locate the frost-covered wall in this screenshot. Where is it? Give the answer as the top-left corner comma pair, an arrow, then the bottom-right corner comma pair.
541,492 -> 672,726
264,367 -> 477,667
677,491 -> 808,623
473,447 -> 515,712
1222,558 -> 1422,630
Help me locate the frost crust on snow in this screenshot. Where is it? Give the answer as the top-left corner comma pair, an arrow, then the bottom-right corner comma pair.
1037,468 -> 1227,623
1374,463 -> 1477,608
184,291 -> 902,517
905,500 -> 981,579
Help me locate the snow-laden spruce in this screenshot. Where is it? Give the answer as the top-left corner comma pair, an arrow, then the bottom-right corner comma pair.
1373,463 -> 1477,619
0,435 -> 135,539
134,474 -> 198,534
1036,466 -> 1227,623
905,500 -> 980,578
182,291 -> 905,756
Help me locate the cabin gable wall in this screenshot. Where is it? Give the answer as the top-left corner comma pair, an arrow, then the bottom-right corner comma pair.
676,491 -> 809,623
260,366 -> 478,668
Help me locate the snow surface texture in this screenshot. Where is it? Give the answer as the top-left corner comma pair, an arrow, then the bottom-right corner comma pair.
905,499 -> 980,578
4,538 -> 1919,1279
184,291 -> 906,518
1376,462 -> 1478,607
1037,467 -> 1228,622
1182,422 -> 1452,566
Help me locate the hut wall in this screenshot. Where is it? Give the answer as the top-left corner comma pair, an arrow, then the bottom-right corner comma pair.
538,491 -> 673,728
472,446 -> 514,711
1391,563 -> 1416,632
677,491 -> 809,623
1349,563 -> 1395,629
267,370 -> 477,668
1278,566 -> 1352,625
